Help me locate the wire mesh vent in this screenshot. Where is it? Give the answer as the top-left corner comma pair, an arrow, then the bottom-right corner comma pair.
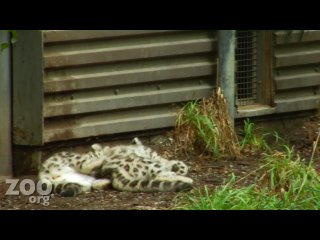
235,30 -> 258,106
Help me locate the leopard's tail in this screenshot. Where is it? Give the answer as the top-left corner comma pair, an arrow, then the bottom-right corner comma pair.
112,172 -> 193,192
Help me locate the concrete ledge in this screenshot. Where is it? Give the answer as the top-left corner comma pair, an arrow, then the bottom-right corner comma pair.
236,104 -> 276,118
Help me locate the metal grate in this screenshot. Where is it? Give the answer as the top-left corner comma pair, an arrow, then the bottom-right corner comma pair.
235,30 -> 258,106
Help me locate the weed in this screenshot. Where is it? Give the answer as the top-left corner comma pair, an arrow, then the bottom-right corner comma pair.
174,139 -> 320,210
175,88 -> 241,158
174,175 -> 284,210
239,118 -> 283,152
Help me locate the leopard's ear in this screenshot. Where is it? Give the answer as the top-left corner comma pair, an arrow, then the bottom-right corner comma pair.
102,146 -> 111,153
132,137 -> 143,145
91,143 -> 102,151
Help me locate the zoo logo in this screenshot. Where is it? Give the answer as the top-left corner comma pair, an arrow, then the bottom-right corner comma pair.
5,179 -> 53,206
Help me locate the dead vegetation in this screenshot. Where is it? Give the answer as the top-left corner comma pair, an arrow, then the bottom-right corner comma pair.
175,88 -> 241,159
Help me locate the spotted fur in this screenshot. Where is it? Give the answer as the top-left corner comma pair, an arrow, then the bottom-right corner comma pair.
38,138 -> 193,197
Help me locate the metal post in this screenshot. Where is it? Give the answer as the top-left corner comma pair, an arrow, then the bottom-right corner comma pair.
218,30 -> 236,126
0,31 -> 13,180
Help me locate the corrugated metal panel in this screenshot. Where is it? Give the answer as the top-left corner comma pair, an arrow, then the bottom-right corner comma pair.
43,30 -> 183,43
43,30 -> 217,142
274,30 -> 320,113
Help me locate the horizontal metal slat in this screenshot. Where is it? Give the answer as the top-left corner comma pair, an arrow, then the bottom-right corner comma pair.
275,95 -> 320,113
44,85 -> 213,117
43,31 -> 217,56
275,30 -> 320,44
275,73 -> 320,90
44,39 -> 216,68
43,30 -> 183,43
275,86 -> 319,100
275,50 -> 320,67
44,107 -> 178,142
44,62 -> 215,93
236,105 -> 276,118
44,113 -> 176,142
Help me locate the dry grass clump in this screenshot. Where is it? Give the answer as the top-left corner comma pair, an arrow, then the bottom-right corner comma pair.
175,88 -> 241,159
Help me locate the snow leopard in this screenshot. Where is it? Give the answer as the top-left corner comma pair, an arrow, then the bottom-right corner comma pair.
38,138 -> 193,197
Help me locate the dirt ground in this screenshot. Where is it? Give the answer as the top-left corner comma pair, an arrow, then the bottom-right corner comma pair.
1,113 -> 320,210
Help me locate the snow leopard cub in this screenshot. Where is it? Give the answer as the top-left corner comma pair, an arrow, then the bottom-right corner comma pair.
98,137 -> 193,192
38,144 -> 111,197
39,138 -> 193,197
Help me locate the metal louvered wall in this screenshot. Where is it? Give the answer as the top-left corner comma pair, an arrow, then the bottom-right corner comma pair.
14,30 -> 217,145
274,30 -> 320,113
12,30 -> 320,146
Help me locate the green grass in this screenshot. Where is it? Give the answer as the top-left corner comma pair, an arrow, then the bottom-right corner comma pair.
175,96 -> 240,158
174,99 -> 320,209
240,119 -> 268,151
239,118 -> 283,152
176,100 -> 220,157
174,143 -> 320,210
174,178 -> 289,210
